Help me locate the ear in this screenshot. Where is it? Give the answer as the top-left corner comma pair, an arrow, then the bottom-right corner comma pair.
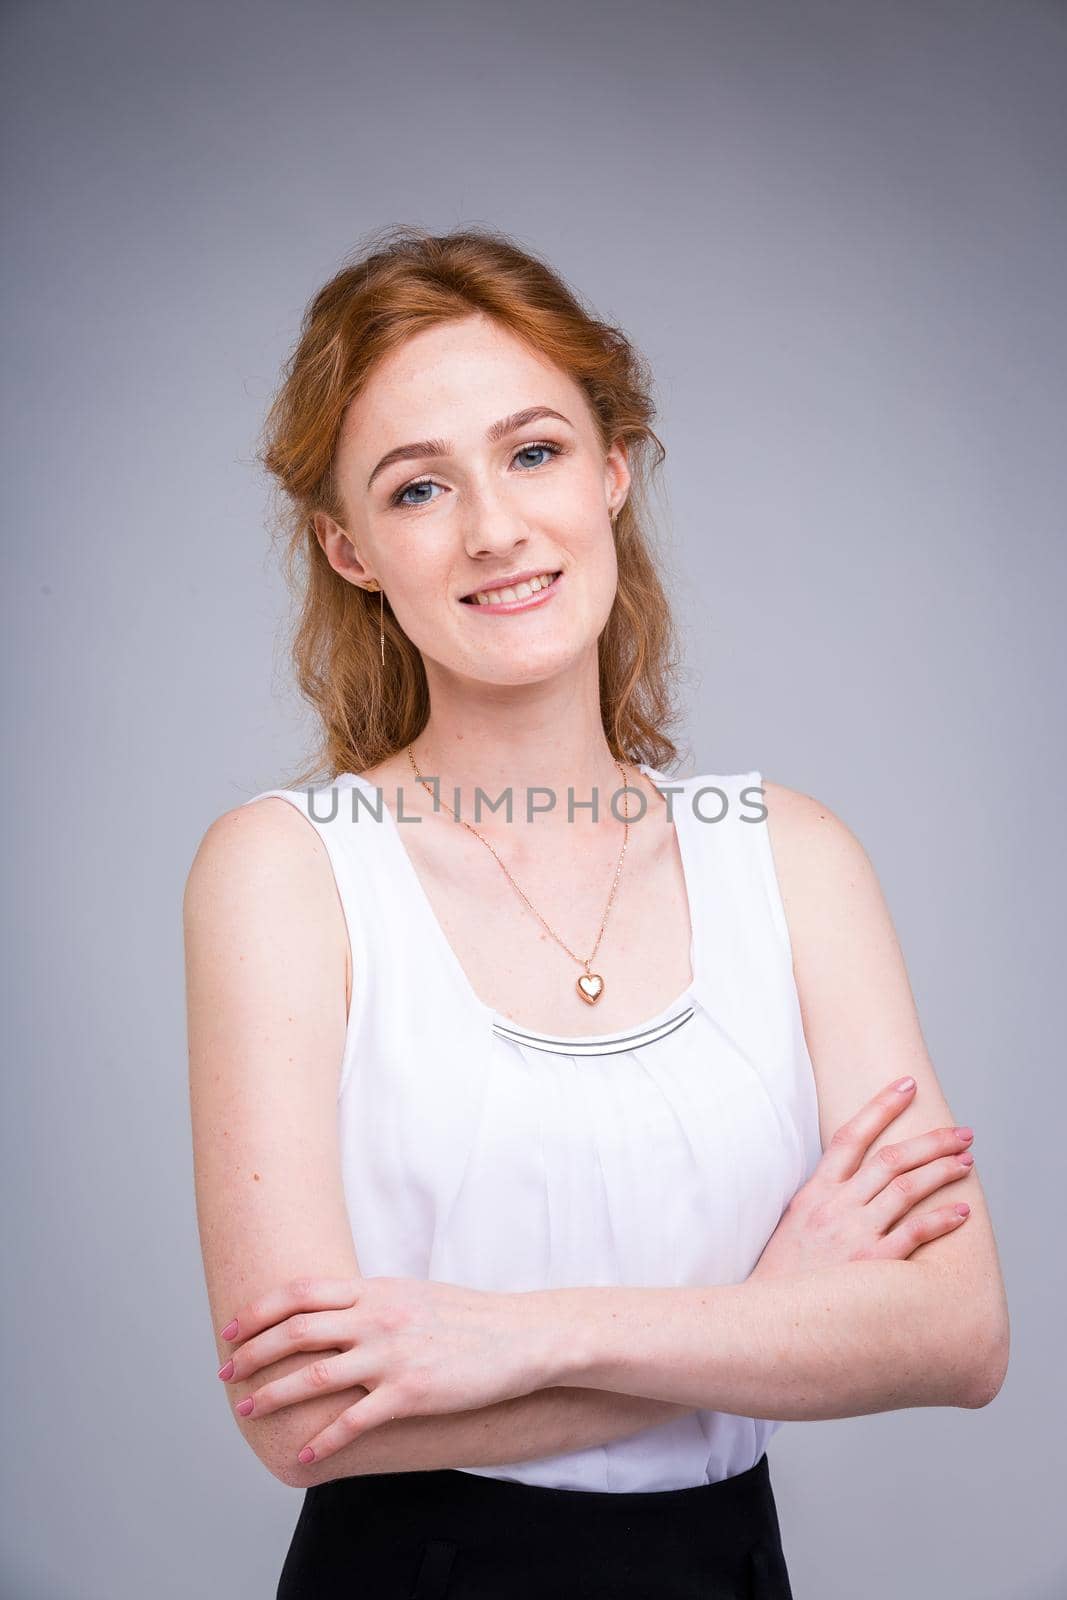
312,511 -> 375,587
604,439 -> 631,520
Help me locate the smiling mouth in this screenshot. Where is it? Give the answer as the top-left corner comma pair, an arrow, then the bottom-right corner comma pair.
459,571 -> 563,607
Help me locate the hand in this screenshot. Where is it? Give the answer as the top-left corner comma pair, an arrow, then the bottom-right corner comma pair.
749,1076 -> 974,1282
216,1275 -> 554,1465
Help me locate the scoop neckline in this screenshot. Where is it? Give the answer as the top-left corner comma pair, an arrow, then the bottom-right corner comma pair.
490,980 -> 696,1046
343,762 -> 701,1046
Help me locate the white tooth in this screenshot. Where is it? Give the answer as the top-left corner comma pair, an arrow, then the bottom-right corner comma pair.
469,574 -> 556,604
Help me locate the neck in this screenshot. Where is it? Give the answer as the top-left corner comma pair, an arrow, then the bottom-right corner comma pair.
406,656 -> 636,836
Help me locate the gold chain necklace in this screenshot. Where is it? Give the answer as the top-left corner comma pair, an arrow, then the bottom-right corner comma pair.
406,745 -> 633,1007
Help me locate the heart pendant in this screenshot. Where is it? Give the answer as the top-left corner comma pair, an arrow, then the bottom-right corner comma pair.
577,972 -> 605,1005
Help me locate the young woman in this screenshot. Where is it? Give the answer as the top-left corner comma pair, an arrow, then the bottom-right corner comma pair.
185,225 -> 1009,1598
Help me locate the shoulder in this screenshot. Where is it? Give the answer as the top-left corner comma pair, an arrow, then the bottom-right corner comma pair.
753,776 -> 903,1065
185,791 -> 321,889
754,775 -> 922,1135
756,776 -> 876,934
758,775 -> 860,854
183,792 -> 347,954
680,770 -> 870,905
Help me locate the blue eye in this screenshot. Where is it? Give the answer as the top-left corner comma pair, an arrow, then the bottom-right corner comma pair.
513,443 -> 558,470
392,478 -> 441,509
389,441 -> 563,509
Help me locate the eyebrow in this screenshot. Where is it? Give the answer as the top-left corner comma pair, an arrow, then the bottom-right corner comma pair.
366,406 -> 575,491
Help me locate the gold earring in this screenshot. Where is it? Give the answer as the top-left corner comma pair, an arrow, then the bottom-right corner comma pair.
364,580 -> 384,666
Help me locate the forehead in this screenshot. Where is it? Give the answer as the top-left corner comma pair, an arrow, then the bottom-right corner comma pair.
338,314 -> 588,460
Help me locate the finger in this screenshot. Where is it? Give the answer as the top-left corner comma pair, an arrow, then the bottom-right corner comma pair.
219,1276 -> 361,1346
818,1077 -> 918,1184
234,1350 -> 361,1419
849,1125 -> 974,1205
295,1385 -> 406,1467
864,1200 -> 972,1261
863,1152 -> 975,1229
219,1310 -> 356,1384
897,1123 -> 973,1160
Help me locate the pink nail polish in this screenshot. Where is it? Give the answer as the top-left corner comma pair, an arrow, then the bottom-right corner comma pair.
957,1152 -> 974,1167
217,1359 -> 235,1381
220,1319 -> 239,1341
298,1446 -> 315,1464
236,1397 -> 254,1416
895,1076 -> 916,1092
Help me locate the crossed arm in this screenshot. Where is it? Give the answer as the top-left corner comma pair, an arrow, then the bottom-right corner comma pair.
185,784 -> 1009,1491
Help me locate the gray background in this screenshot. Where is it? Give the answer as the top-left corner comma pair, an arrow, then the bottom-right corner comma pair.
3,0 -> 1064,1595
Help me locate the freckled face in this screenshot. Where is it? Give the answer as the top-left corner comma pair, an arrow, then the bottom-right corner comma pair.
328,314 -> 629,686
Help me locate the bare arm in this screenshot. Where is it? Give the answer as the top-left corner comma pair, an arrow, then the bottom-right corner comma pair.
519,782 -> 1011,1415
282,1381 -> 693,1489
185,797 -> 695,1489
532,1256 -> 1000,1416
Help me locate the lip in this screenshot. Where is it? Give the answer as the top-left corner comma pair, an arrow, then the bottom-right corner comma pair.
458,569 -> 563,613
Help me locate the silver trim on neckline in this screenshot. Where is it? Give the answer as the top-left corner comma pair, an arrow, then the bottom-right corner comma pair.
491,1002 -> 696,1058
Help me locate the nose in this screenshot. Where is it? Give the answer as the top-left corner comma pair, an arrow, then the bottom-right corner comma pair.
461,477 -> 532,561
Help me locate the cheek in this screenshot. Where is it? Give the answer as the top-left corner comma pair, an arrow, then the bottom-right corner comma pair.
556,494 -> 615,556
574,516 -> 619,583
379,559 -> 450,636
554,489 -> 614,552
564,520 -> 619,623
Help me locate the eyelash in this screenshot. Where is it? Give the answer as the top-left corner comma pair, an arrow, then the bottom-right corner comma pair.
388,441 -> 565,510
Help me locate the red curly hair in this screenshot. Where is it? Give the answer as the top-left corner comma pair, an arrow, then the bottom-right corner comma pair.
257,222 -> 688,786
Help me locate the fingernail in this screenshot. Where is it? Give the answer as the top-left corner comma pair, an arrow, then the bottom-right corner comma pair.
217,1360 -> 235,1381
236,1397 -> 254,1416
955,1203 -> 970,1218
957,1152 -> 974,1167
955,1127 -> 973,1141
297,1446 -> 315,1464
220,1319 -> 239,1341
894,1076 -> 915,1092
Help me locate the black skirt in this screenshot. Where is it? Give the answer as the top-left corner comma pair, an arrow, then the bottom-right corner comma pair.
276,1450 -> 794,1599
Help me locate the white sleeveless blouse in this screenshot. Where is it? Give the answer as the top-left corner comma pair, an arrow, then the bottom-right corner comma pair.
242,766 -> 823,1491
